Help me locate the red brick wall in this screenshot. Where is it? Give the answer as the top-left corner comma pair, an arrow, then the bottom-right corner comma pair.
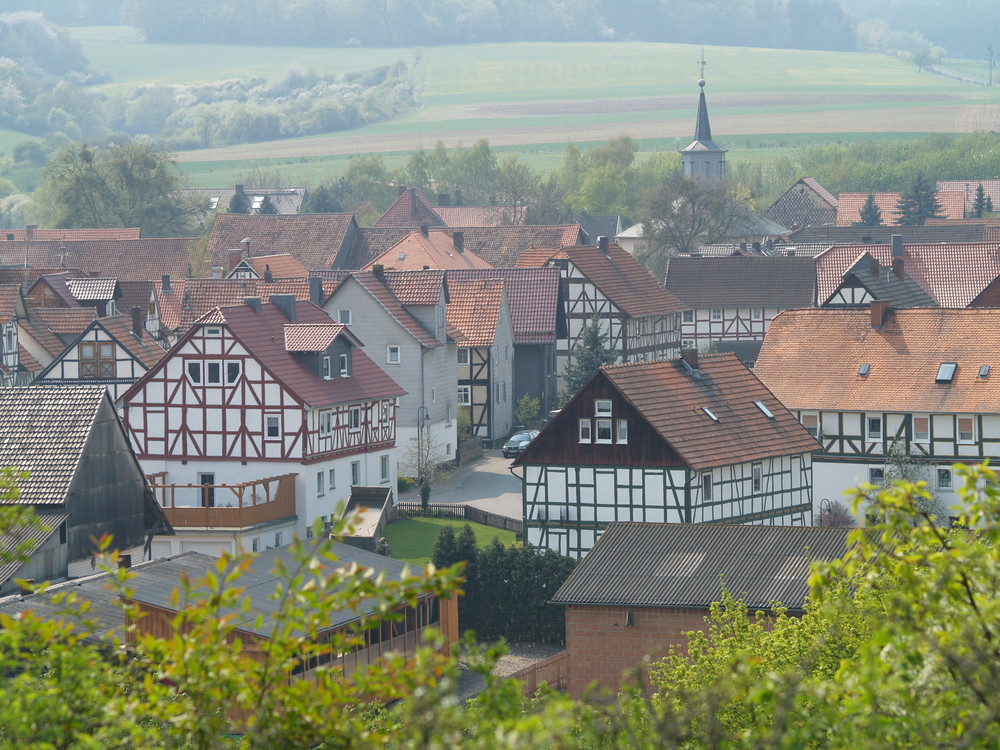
565,604 -> 707,698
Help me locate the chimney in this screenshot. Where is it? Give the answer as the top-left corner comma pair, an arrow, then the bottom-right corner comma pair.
228,251 -> 242,272
438,193 -> 450,207
891,234 -> 905,279
869,256 -> 880,277
308,276 -> 323,306
372,263 -> 385,280
398,185 -> 407,197
263,264 -> 273,283
211,266 -> 223,279
130,306 -> 142,338
244,296 -> 262,314
597,236 -> 610,256
681,347 -> 699,370
25,225 -> 35,242
271,293 -> 297,322
420,223 -> 429,237
453,231 -> 464,253
161,274 -> 172,293
235,184 -> 245,195
870,300 -> 890,328
241,237 -> 252,258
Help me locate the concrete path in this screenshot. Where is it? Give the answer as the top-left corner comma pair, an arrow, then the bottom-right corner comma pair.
399,450 -> 522,519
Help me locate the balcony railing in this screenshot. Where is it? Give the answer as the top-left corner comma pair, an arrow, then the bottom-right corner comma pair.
148,473 -> 297,530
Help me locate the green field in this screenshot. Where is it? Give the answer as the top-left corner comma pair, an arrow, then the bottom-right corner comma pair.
53,31 -> 1000,183
383,517 -> 515,566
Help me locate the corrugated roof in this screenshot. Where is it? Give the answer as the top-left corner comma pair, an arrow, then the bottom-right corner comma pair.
755,307 -> 1000,414
365,230 -> 494,271
664,256 -> 816,308
448,267 -> 561,345
446,279 -> 506,347
0,386 -> 107,505
551,522 -> 850,611
206,213 -> 356,270
0,510 -> 70,586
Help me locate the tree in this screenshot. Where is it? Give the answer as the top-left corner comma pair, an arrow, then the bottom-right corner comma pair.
639,173 -> 752,279
228,187 -> 251,214
30,140 -> 202,236
973,183 -> 989,218
256,194 -> 279,214
515,392 -> 541,426
561,315 -> 616,403
854,192 -> 883,226
896,172 -> 944,226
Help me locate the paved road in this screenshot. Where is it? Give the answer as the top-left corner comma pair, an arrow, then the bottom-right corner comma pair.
399,450 -> 522,519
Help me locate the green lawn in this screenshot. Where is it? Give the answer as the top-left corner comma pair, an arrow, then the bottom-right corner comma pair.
384,517 -> 515,566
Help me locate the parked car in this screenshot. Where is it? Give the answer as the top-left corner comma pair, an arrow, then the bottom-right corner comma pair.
502,430 -> 539,458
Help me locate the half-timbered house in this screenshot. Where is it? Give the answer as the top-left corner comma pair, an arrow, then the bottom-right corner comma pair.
0,386 -> 172,594
446,278 -> 515,443
755,305 -> 1000,519
34,310 -> 167,400
0,285 -> 29,386
120,296 -> 405,556
664,255 -> 815,367
513,351 -> 820,557
517,238 -> 685,386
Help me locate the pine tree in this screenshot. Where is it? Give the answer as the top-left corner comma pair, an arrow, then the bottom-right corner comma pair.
562,315 -> 616,403
228,189 -> 250,214
256,194 -> 279,214
430,525 -> 458,568
895,173 -> 943,226
854,192 -> 883,226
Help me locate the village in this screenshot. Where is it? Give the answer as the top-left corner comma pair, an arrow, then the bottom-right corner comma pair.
1,51 -> 1000,740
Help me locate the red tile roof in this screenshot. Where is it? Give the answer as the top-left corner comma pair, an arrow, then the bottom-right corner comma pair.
381,270 -> 447,306
158,278 -> 322,331
801,177 -> 838,208
815,241 -> 1000,307
347,272 -> 441,347
241,253 -> 309,279
836,191 -> 965,226
447,267 -> 561,345
0,228 -> 141,241
373,188 -> 446,228
283,323 -> 351,352
364,230 -> 494,271
451,225 -> 584,267
176,301 -> 405,407
446,279 -> 506,347
514,246 -> 560,268
17,345 -> 40,372
755,308 -> 1000,414
563,354 -> 819,470
32,307 -> 97,336
206,214 -> 357,270
435,205 -> 526,226
0,240 -> 197,281
0,285 -> 20,324
19,314 -> 73,359
936,179 -> 1000,214
118,281 -> 155,324
664,256 -> 816,308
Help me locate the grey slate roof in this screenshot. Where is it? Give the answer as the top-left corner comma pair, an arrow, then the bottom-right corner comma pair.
0,386 -> 108,506
127,540 -> 417,638
664,256 -> 816,309
573,215 -> 622,245
551,522 -> 851,612
838,255 -> 938,308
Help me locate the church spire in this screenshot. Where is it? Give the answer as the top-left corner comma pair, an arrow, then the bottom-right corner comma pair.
680,57 -> 727,182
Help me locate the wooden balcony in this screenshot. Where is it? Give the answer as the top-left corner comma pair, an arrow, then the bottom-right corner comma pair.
148,473 -> 297,530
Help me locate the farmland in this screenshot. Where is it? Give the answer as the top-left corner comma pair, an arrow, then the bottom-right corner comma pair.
67,32 -> 1000,184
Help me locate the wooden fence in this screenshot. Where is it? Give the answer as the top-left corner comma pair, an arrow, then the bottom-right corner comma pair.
506,651 -> 569,695
393,502 -> 523,535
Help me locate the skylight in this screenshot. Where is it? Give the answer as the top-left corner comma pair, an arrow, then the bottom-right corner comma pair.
858,363 -> 870,377
702,407 -> 720,423
936,362 -> 957,384
979,365 -> 990,378
753,400 -> 775,420
397,252 -> 406,261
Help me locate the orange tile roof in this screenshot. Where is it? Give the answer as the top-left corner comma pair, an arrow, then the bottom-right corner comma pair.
32,307 -> 96,335
837,191 -> 965,226
446,278 -> 506,347
0,239 -> 196,281
0,285 -> 20,324
598,354 -> 820,470
157,278 -> 320,331
0,228 -> 141,241
815,241 -> 1000,307
19,313 -> 72,358
936,179 -> 1000,214
514,246 -> 561,268
365,230 -> 494,271
756,308 -> 1000,414
373,188 -> 445,228
17,345 -> 40,372
242,253 -> 309,279
283,323 -> 350,352
381,270 -> 446,306
206,213 -> 357,270
448,268 -> 561,345
452,225 -> 584,267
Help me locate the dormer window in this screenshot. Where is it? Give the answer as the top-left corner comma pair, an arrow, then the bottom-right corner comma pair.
321,356 -> 332,379
339,353 -> 350,377
936,362 -> 957,383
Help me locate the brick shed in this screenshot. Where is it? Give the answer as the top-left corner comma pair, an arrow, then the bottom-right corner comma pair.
550,522 -> 851,698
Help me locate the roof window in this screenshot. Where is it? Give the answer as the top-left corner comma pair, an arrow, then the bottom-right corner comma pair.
753,400 -> 775,420
936,362 -> 957,384
858,363 -> 870,377
979,365 -> 990,378
701,407 -> 720,423
397,252 -> 406,261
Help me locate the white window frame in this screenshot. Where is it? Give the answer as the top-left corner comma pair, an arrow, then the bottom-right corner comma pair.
751,308 -> 764,320
869,466 -> 885,485
226,361 -> 241,384
381,400 -> 391,425
380,455 -> 390,482
866,415 -> 883,442
752,463 -> 762,492
595,418 -> 613,444
264,414 -> 281,440
349,406 -> 361,432
319,410 -> 333,436
205,326 -> 222,337
337,309 -> 351,325
578,419 -> 592,443
457,385 -> 471,406
328,469 -> 336,489
594,399 -> 613,416
701,473 -> 713,501
351,460 -> 360,486
321,356 -> 332,379
386,345 -> 401,364
339,353 -> 349,377
957,415 -> 976,444
616,419 -> 628,444
710,309 -> 723,321
682,310 -> 694,323
186,360 -> 202,384
912,414 -> 930,443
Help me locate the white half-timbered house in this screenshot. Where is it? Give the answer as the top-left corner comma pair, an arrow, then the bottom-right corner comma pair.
120,295 -> 405,557
517,238 -> 685,387
446,278 -> 514,443
512,351 -> 821,557
0,284 -> 29,386
35,310 -> 166,400
664,256 -> 815,367
755,305 -> 1000,519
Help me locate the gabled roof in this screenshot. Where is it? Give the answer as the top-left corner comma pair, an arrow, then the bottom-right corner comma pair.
521,243 -> 687,317
341,227 -> 413,270
573,214 -> 622,244
0,285 -> 26,324
755,308 -> 1000,414
448,267 -> 562,345
936,179 -> 1000,214
550,522 -> 850,612
0,240 -> 196,281
66,277 -> 118,302
835,254 -> 937,308
382,269 -> 447,306
206,213 -> 357,270
27,273 -> 80,308
436,205 -> 525,226
343,272 -> 441,348
87,315 -> 166,369
19,313 -> 79,359
800,177 -> 838,207
0,227 -> 141,241
30,307 -> 97,336
815,242 -> 1000,307
373,188 -> 446,228
364,230 -> 494,271
131,301 -> 404,409
0,509 -> 70,586
0,386 -> 112,505
446,278 -> 506,348
596,354 -> 820,470
836,191 -> 966,226
664,256 -> 815,308
157,278 -> 321,332
230,253 -> 309,280
446,225 -> 585,268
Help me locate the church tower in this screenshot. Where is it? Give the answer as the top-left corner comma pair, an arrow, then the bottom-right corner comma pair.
680,78 -> 726,182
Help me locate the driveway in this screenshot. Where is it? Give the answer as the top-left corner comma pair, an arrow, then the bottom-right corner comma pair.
399,450 -> 523,519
